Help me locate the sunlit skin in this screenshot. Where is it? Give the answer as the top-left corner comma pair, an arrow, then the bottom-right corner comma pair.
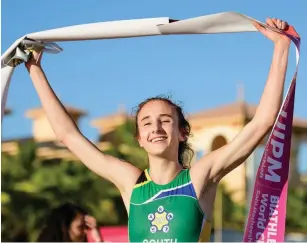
137,100 -> 185,160
68,214 -> 101,242
135,100 -> 188,185
69,214 -> 87,242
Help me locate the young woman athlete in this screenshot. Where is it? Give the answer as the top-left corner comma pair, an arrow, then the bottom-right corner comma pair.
26,18 -> 291,242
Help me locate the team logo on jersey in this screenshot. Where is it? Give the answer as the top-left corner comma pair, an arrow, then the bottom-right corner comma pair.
148,206 -> 173,233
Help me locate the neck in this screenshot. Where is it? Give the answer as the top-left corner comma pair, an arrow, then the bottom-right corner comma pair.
148,155 -> 183,185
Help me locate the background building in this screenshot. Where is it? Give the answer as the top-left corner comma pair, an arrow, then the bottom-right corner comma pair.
3,100 -> 307,205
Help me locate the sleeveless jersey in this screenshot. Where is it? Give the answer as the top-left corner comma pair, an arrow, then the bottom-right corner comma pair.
128,168 -> 212,242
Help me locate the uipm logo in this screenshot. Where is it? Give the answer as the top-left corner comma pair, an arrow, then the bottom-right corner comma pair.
265,111 -> 288,183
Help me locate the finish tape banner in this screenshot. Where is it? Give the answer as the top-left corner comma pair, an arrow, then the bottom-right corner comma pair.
243,28 -> 301,242
0,11 -> 296,119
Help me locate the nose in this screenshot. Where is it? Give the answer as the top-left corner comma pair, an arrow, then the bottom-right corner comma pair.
151,120 -> 163,133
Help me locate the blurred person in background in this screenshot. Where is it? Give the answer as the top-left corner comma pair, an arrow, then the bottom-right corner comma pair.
37,202 -> 102,242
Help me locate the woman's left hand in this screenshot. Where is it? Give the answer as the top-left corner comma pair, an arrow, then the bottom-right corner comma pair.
253,17 -> 291,45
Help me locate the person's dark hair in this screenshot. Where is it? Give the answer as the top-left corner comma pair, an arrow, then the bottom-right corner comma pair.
36,202 -> 87,242
134,95 -> 194,167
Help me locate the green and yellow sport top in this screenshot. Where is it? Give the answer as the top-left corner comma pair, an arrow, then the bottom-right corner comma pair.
128,168 -> 211,242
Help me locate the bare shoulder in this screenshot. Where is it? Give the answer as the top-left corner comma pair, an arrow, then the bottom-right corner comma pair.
117,160 -> 143,210
115,158 -> 143,189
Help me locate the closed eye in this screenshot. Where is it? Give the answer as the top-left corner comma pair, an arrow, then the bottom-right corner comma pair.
162,120 -> 171,123
144,122 -> 151,126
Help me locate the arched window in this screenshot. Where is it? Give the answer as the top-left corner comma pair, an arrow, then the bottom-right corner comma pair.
211,135 -> 227,151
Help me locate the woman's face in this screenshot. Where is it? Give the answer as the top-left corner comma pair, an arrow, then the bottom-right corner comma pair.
69,213 -> 87,242
136,100 -> 185,159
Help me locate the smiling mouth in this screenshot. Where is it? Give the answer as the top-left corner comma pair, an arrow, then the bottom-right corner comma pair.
150,137 -> 167,143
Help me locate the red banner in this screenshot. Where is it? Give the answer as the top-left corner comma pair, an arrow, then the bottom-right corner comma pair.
243,27 -> 301,242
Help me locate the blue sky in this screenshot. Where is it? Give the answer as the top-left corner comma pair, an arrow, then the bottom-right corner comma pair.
1,1 -> 306,171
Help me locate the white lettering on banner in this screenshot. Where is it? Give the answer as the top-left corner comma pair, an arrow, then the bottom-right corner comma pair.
276,121 -> 286,130
256,232 -> 265,243
248,189 -> 261,241
271,139 -> 284,158
256,232 -> 264,243
265,157 -> 282,182
265,111 -> 287,183
257,194 -> 268,230
267,196 -> 279,240
273,130 -> 285,140
143,239 -> 177,243
255,195 -> 280,241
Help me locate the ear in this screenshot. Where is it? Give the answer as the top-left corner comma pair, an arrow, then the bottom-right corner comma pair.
179,129 -> 187,142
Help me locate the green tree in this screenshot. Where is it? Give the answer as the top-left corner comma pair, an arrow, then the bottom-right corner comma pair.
104,119 -> 148,170
286,187 -> 307,232
1,140 -> 48,241
1,120 -> 149,241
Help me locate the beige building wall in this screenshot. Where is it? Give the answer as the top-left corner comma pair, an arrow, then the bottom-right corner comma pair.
190,124 -> 248,203
25,106 -> 86,142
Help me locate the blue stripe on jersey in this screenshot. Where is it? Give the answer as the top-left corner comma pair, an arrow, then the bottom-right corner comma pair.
154,182 -> 197,200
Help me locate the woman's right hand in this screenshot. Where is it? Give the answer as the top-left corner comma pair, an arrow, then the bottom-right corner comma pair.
25,50 -> 43,70
85,215 -> 97,229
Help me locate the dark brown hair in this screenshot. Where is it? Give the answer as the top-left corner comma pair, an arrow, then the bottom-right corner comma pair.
36,202 -> 87,242
134,95 -> 194,167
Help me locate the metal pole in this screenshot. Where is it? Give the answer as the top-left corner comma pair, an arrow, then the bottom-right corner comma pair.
214,185 -> 223,242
